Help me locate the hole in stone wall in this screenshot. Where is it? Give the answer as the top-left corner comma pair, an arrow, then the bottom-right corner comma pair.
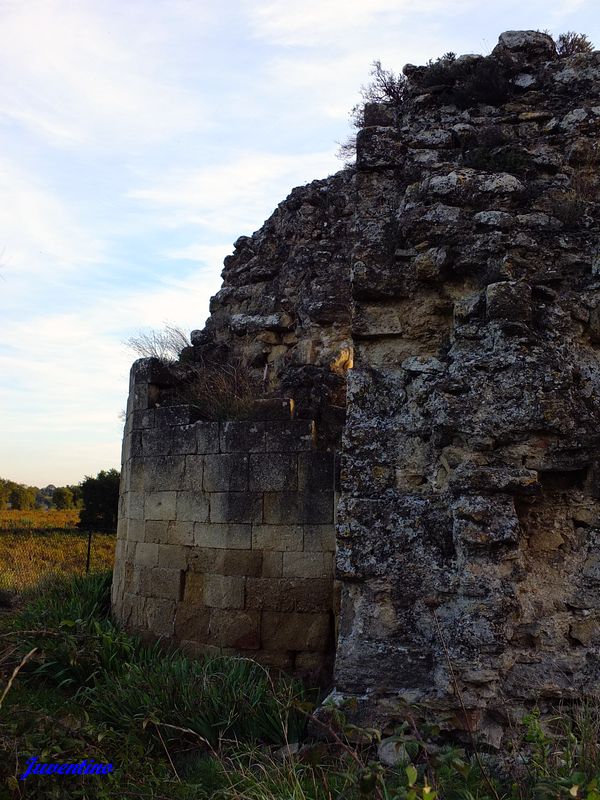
538,468 -> 588,491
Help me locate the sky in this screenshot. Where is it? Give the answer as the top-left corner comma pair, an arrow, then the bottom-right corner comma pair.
1,0 -> 599,487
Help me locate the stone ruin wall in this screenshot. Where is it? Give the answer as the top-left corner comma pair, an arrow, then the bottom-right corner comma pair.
113,31 -> 600,743
112,362 -> 338,674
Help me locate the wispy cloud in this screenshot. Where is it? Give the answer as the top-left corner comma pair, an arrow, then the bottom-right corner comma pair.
129,150 -> 339,236
0,0 -> 210,149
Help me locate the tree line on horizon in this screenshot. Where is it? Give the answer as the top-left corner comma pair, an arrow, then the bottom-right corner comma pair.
0,469 -> 121,531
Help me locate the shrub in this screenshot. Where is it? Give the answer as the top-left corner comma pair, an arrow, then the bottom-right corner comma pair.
125,323 -> 191,363
178,358 -> 262,421
557,31 -> 594,57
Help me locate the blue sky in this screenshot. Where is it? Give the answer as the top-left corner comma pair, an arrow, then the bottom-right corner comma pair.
1,0 -> 598,487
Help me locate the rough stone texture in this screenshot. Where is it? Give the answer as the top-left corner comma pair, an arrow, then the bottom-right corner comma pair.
188,170 -> 354,423
335,32 -> 600,745
112,359 -> 336,674
112,31 -> 600,741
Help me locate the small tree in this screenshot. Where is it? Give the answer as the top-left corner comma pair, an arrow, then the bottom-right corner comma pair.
77,469 -> 120,532
53,486 -> 75,510
9,484 -> 37,510
337,60 -> 406,164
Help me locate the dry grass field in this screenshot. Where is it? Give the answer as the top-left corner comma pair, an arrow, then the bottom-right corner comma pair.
0,509 -> 115,593
0,508 -> 80,530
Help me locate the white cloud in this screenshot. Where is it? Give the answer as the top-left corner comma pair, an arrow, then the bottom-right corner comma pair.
129,150 -> 340,236
249,0 -> 476,46
0,0 -> 209,149
0,158 -> 105,280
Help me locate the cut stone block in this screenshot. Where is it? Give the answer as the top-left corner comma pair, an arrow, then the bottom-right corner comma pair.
261,611 -> 331,652
143,428 -> 172,457
181,455 -> 203,490
265,421 -> 315,452
263,492 -> 333,524
145,568 -> 183,601
282,551 -> 334,579
252,525 -> 303,551
203,574 -> 245,609
196,422 -> 220,454
175,603 -> 211,640
145,491 -> 177,521
210,492 -> 263,524
209,609 -> 261,649
246,577 -> 333,613
144,598 -> 176,638
144,520 -> 169,543
158,544 -> 189,570
249,453 -> 298,491
262,551 -> 283,577
298,452 -> 335,492
220,421 -> 265,453
203,453 -> 249,491
143,456 -> 186,492
183,571 -> 204,603
172,425 -> 197,455
194,523 -> 252,549
166,520 -> 195,546
303,525 -> 336,552
135,542 -> 158,568
176,491 -> 210,522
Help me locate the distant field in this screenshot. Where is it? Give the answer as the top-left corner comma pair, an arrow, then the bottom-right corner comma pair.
0,510 -> 115,593
0,508 -> 80,530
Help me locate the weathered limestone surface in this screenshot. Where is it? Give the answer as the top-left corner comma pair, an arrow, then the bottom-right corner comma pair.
113,30 -> 600,744
336,31 -> 600,744
112,360 -> 337,674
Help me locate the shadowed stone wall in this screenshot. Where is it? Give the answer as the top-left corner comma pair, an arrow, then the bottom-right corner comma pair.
112,359 -> 337,674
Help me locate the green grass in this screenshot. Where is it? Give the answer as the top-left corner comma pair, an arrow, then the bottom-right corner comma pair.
2,572 -> 600,800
